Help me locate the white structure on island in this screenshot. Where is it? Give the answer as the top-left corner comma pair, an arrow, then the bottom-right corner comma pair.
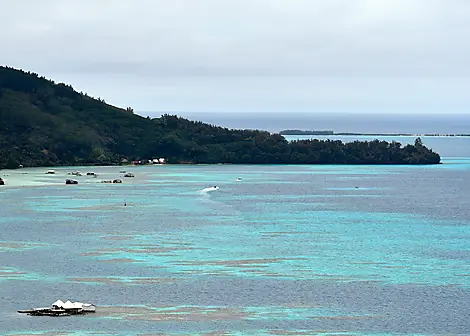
52,299 -> 64,309
152,158 -> 166,164
18,299 -> 95,316
52,300 -> 96,313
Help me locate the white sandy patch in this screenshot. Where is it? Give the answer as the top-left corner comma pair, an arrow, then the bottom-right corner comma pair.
0,166 -> 145,188
0,167 -> 65,187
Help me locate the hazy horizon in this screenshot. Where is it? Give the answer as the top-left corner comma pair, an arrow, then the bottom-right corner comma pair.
145,112 -> 470,134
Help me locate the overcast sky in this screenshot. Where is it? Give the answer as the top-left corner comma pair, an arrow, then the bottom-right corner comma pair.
1,0 -> 469,115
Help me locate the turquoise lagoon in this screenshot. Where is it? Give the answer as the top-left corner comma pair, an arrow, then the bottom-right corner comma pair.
1,138 -> 470,335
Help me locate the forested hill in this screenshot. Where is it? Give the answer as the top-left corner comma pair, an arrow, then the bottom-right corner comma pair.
0,66 -> 441,168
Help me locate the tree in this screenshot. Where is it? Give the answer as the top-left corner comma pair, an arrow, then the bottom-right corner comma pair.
414,137 -> 423,147
5,156 -> 20,169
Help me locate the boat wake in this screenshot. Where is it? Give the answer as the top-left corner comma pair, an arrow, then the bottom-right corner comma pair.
199,186 -> 220,194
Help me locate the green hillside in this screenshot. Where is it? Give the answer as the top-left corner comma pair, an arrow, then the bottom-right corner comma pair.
0,66 -> 441,168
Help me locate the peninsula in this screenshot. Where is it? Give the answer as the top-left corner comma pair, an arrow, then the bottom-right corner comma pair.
0,66 -> 441,168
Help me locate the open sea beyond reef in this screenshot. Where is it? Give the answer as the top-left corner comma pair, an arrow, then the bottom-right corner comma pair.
1,135 -> 470,336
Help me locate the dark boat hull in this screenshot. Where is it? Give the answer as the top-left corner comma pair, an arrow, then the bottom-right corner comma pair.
17,309 -> 34,314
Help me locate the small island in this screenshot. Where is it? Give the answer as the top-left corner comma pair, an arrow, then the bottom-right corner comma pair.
280,130 -> 335,135
280,129 -> 470,137
0,66 -> 441,168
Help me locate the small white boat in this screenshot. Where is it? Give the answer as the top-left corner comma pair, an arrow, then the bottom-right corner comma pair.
236,178 -> 242,182
46,170 -> 55,174
201,186 -> 219,193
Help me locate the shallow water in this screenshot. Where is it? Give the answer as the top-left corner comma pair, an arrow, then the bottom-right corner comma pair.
1,154 -> 470,335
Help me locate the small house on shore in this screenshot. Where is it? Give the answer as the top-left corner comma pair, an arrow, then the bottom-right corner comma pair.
152,158 -> 166,164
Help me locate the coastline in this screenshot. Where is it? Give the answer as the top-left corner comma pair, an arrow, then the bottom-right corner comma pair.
1,159 -> 460,189
0,160 -> 443,175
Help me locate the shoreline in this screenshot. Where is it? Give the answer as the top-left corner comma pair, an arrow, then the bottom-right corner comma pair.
0,158 -> 466,189
0,161 -> 444,174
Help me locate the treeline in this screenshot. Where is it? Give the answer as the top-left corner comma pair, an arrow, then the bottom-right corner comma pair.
150,116 -> 440,164
0,66 -> 441,168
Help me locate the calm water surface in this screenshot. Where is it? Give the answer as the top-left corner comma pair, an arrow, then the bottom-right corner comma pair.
1,137 -> 469,335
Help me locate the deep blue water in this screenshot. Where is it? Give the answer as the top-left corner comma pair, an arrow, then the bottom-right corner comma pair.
175,112 -> 470,135
1,137 -> 470,335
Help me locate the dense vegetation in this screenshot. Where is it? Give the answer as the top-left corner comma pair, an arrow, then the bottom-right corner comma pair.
0,66 -> 441,168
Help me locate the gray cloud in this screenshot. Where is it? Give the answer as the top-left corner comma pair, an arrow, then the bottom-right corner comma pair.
1,0 -> 469,113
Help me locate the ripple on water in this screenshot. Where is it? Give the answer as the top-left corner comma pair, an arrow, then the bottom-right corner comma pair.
0,267 -> 61,282
2,162 -> 470,335
67,276 -> 182,285
0,241 -> 48,252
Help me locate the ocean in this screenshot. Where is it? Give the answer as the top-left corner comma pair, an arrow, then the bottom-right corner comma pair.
173,112 -> 470,135
1,119 -> 470,335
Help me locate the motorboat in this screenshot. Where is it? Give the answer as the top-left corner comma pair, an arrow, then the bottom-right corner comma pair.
201,186 -> 219,193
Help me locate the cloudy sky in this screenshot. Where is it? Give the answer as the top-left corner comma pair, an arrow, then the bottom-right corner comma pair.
1,0 -> 469,115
